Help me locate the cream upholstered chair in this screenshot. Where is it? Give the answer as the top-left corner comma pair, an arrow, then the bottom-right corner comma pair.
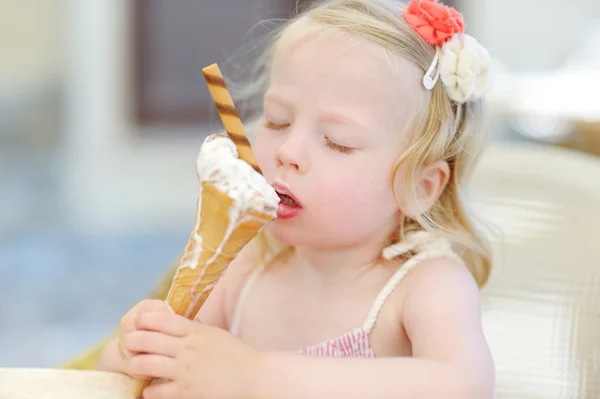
473,143 -> 600,398
0,142 -> 598,398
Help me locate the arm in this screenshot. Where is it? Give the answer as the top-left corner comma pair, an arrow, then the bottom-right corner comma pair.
251,258 -> 495,399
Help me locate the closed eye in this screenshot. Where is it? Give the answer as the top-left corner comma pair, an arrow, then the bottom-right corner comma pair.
265,119 -> 355,154
264,121 -> 289,130
325,138 -> 355,154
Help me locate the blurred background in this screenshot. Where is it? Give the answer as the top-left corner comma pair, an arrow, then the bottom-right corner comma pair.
0,0 -> 599,378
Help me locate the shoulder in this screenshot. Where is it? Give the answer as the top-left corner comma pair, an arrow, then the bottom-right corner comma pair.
195,237 -> 265,328
397,255 -> 493,365
401,256 -> 482,324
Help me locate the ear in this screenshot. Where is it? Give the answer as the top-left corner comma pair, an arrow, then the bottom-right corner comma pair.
416,161 -> 450,213
396,161 -> 450,218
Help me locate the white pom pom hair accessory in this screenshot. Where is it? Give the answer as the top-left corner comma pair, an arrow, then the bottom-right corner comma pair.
426,34 -> 492,103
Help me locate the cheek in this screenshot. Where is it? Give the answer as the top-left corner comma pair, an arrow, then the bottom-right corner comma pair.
312,162 -> 396,217
303,168 -> 397,245
253,129 -> 277,178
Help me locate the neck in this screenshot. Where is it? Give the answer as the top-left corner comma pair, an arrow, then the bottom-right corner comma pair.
289,230 -> 395,289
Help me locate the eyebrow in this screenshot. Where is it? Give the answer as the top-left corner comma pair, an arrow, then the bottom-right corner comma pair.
264,92 -> 293,109
264,92 -> 369,132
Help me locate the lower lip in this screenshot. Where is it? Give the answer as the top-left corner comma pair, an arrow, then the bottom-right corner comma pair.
276,203 -> 302,219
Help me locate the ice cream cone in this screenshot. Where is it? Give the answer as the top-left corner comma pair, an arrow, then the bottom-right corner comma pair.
166,180 -> 275,318
133,61 -> 278,396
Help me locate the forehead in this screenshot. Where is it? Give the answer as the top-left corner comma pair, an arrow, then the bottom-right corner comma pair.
269,27 -> 423,133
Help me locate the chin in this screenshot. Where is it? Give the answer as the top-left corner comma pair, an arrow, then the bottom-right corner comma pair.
266,222 -> 354,250
266,222 -> 302,246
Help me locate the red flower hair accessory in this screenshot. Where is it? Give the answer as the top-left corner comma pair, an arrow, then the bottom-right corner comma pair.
403,0 -> 465,47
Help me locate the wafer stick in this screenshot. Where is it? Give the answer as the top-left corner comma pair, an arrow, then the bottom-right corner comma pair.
202,63 -> 262,175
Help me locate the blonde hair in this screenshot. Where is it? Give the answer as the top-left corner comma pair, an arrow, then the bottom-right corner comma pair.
231,0 -> 492,287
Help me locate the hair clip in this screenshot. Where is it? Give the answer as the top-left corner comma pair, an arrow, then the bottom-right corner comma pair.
422,49 -> 440,90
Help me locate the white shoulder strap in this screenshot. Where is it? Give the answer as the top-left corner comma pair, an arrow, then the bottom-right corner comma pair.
363,236 -> 459,334
229,263 -> 266,335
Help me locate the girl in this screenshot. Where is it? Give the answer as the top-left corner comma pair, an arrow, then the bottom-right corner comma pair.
98,0 -> 495,398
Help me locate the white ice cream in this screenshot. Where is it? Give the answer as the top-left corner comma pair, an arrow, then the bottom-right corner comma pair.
164,134 -> 279,318
196,133 -> 279,217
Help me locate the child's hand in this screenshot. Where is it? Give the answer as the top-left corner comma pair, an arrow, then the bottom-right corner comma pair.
125,311 -> 259,399
117,299 -> 170,364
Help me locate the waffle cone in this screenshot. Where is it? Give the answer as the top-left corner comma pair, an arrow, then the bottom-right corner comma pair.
166,180 -> 274,318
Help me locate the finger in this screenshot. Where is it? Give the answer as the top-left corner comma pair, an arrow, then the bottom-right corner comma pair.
127,354 -> 176,380
118,338 -> 133,360
143,381 -> 180,399
124,330 -> 181,357
121,300 -> 167,333
135,312 -> 194,337
135,299 -> 169,316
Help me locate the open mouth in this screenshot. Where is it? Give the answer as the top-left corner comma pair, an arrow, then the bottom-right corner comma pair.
272,179 -> 303,219
278,193 -> 299,207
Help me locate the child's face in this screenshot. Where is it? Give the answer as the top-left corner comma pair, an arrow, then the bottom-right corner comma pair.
254,28 -> 422,250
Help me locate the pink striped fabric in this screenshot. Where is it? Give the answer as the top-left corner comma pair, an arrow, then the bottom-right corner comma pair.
297,327 -> 375,358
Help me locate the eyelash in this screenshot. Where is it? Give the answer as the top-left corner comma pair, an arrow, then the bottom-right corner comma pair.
325,139 -> 355,154
264,121 -> 288,130
264,120 -> 355,155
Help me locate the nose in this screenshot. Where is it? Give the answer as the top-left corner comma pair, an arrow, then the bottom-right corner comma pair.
276,130 -> 309,173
